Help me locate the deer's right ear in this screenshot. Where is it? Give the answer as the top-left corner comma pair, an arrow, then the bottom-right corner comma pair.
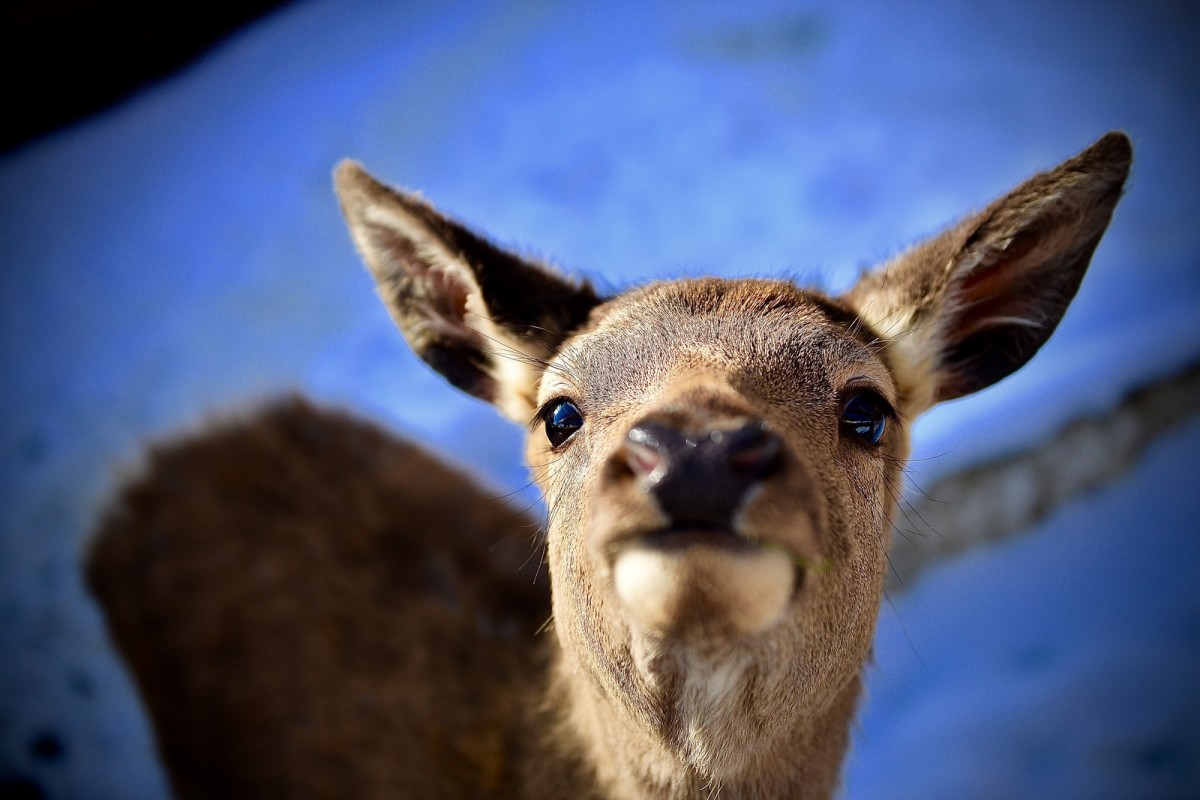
335,161 -> 601,422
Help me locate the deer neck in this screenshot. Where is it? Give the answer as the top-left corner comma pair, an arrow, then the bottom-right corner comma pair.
544,646 -> 862,799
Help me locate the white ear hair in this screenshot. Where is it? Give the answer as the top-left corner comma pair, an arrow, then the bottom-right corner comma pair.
335,160 -> 601,422
846,132 -> 1131,415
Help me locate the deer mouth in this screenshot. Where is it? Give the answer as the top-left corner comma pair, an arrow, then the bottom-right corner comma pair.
609,526 -> 797,637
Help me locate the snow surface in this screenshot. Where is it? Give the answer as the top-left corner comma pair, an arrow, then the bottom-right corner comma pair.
1,0 -> 1197,796
850,416 -> 1200,799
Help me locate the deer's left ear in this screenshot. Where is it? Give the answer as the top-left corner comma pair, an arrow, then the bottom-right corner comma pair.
335,161 -> 601,422
844,132 -> 1132,415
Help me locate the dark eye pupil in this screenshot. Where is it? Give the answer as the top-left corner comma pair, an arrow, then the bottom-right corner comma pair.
841,392 -> 887,445
544,400 -> 583,447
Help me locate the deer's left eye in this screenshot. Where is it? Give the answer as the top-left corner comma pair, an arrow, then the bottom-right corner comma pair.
543,399 -> 584,447
840,391 -> 889,445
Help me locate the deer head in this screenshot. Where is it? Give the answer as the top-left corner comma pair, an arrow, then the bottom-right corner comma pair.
334,132 -> 1130,795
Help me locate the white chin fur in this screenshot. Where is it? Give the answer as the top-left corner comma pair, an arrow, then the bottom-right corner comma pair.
613,543 -> 794,636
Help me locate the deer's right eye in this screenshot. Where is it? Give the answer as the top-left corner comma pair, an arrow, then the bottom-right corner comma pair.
543,399 -> 584,447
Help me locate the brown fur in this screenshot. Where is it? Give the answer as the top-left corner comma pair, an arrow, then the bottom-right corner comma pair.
88,133 -> 1131,798
88,401 -> 552,798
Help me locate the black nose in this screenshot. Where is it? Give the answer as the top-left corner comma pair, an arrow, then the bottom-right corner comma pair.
622,418 -> 782,529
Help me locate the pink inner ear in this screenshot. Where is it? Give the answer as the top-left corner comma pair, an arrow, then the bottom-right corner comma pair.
416,266 -> 487,348
426,265 -> 471,326
951,229 -> 1048,338
372,223 -> 476,330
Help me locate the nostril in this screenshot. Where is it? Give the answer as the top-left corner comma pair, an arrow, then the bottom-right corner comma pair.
623,424 -> 677,484
725,421 -> 782,478
624,438 -> 666,483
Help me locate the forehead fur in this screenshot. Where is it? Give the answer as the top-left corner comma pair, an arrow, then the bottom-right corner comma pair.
547,278 -> 891,409
578,278 -> 873,338
586,278 -> 866,334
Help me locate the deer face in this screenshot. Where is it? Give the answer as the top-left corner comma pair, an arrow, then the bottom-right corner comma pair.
528,279 -> 899,761
335,132 -> 1130,779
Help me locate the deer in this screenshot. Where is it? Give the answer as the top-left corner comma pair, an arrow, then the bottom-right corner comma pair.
87,132 -> 1131,799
